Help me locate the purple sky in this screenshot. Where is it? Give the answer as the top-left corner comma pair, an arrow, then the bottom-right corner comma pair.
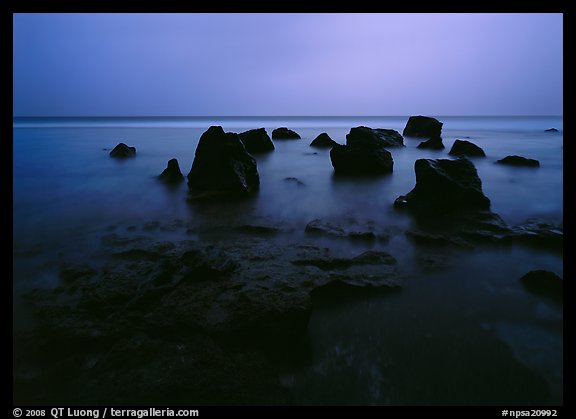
13,13 -> 563,116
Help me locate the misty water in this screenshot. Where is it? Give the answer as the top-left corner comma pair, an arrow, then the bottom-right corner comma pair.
13,116 -> 563,404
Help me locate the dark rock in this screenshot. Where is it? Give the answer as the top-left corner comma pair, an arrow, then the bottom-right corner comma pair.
545,128 -> 559,132
187,126 -> 260,200
394,158 -> 491,212
284,177 -> 305,186
417,135 -> 445,150
403,115 -> 443,138
109,143 -> 136,158
158,158 -> 184,183
310,132 -> 339,148
271,127 -> 301,139
508,220 -> 563,252
292,250 -> 397,270
59,262 -> 97,285
520,270 -> 562,303
330,126 -> 397,175
305,218 -> 388,242
330,145 -> 393,175
496,155 -> 540,167
346,126 -> 404,148
449,139 -> 486,157
238,128 -> 275,153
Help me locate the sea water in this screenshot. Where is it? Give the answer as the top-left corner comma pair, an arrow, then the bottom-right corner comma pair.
12,115 -> 563,404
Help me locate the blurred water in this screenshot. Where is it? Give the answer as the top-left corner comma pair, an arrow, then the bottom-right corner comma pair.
12,115 -> 563,404
13,116 -> 563,245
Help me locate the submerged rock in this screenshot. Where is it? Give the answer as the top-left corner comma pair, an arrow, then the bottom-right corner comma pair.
520,270 -> 562,303
449,139 -> 486,157
17,233 -> 405,403
496,155 -> 540,167
272,127 -> 301,139
403,115 -> 443,138
305,218 -> 388,242
310,132 -> 339,148
187,126 -> 260,200
158,158 -> 184,183
394,158 -> 491,212
238,128 -> 275,153
417,135 -> 445,150
109,142 -> 136,158
544,128 -> 559,132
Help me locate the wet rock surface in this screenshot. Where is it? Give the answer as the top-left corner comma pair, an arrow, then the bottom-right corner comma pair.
394,158 -> 491,212
15,229 -> 404,404
520,270 -> 563,304
239,128 -> 275,153
305,218 -> 390,242
346,126 -> 404,148
403,115 -> 443,138
109,142 -> 136,158
496,155 -> 540,167
310,132 -> 339,148
158,158 -> 184,183
272,127 -> 301,139
448,139 -> 486,157
330,127 -> 398,175
187,126 -> 260,200
417,135 -> 445,150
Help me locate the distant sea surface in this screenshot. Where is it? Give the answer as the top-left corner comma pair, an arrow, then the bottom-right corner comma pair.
13,115 -> 563,404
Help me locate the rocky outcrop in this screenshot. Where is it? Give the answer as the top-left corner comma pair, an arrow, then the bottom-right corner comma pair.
520,270 -> 562,303
330,126 -> 397,175
402,116 -> 443,138
238,128 -> 275,153
272,127 -> 301,139
310,132 -> 339,148
330,145 -> 393,175
449,139 -> 486,157
346,126 -> 404,148
187,126 -> 259,200
496,155 -> 540,167
305,218 -> 389,242
17,231 -> 404,403
417,136 -> 445,150
394,158 -> 491,212
109,142 -> 136,158
158,158 -> 184,183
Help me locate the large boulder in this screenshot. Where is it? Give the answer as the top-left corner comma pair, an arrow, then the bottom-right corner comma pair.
417,135 -> 445,150
330,144 -> 393,175
272,127 -> 301,139
310,132 -> 339,148
110,142 -> 136,158
394,158 -> 491,212
496,155 -> 540,167
346,126 -> 404,148
403,115 -> 443,138
330,126 -> 398,175
187,126 -> 259,199
158,158 -> 184,183
449,139 -> 486,157
238,128 -> 275,153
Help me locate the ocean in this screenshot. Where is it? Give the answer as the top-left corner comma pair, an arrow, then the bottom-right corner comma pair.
13,116 -> 563,404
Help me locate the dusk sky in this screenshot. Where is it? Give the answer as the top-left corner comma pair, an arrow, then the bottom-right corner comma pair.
13,13 -> 563,117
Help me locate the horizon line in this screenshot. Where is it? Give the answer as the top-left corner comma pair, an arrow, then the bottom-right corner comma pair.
13,114 -> 564,118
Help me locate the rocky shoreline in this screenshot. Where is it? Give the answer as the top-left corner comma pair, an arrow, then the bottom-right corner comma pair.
14,115 -> 563,405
